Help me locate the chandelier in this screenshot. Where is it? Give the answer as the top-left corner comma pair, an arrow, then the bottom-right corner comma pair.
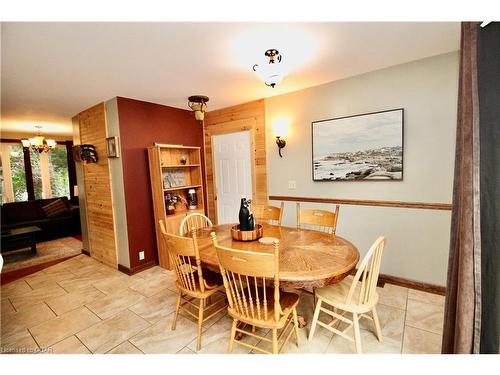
21,126 -> 57,153
252,49 -> 285,88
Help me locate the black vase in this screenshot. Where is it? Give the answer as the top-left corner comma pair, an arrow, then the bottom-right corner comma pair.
238,197 -> 255,231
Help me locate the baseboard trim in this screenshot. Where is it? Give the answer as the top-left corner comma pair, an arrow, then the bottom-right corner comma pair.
378,273 -> 446,296
0,254 -> 81,285
118,260 -> 157,276
81,248 -> 90,256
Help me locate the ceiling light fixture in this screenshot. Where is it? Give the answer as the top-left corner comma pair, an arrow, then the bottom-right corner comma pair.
253,49 -> 285,88
188,95 -> 209,122
21,125 -> 57,153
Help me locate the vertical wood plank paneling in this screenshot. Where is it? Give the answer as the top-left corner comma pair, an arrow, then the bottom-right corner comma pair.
204,99 -> 268,223
78,103 -> 118,268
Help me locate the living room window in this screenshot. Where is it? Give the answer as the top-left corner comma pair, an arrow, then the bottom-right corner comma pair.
0,141 -> 73,203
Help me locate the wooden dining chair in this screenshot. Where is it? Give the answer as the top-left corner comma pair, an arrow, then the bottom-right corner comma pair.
210,232 -> 300,354
253,202 -> 284,226
159,220 -> 226,351
308,236 -> 386,354
296,203 -> 340,235
179,212 -> 213,236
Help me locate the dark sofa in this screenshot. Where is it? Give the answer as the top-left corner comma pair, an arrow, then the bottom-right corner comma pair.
1,197 -> 81,242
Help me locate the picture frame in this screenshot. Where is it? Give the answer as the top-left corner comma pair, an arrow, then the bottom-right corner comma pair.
312,108 -> 404,181
106,136 -> 120,158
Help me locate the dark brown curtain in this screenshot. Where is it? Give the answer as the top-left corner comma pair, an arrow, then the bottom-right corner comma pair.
442,22 -> 482,354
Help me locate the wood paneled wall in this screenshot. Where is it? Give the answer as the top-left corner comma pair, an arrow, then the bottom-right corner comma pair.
78,103 -> 118,268
204,99 -> 267,223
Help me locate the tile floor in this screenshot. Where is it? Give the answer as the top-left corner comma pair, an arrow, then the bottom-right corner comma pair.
0,254 -> 445,354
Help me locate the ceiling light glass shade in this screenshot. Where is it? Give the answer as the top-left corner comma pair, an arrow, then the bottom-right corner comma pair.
252,49 -> 286,88
46,139 -> 57,148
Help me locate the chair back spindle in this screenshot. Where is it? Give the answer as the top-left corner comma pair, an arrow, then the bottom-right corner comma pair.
346,236 -> 386,306
211,232 -> 282,323
160,220 -> 205,293
179,213 -> 213,236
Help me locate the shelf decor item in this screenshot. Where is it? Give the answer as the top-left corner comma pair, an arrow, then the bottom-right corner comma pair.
312,108 -> 404,181
180,155 -> 187,165
187,189 -> 198,210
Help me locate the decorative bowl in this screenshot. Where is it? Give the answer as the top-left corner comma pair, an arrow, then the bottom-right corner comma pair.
231,224 -> 263,241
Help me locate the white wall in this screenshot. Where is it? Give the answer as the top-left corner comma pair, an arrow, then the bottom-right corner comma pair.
266,52 -> 459,286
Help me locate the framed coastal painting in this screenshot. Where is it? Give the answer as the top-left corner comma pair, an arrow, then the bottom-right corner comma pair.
312,108 -> 404,181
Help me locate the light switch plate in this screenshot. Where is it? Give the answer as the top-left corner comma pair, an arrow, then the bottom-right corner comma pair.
139,251 -> 145,260
288,180 -> 296,189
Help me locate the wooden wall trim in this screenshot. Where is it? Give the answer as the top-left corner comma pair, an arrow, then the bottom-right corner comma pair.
378,273 -> 446,295
204,99 -> 268,223
269,195 -> 452,211
118,260 -> 157,276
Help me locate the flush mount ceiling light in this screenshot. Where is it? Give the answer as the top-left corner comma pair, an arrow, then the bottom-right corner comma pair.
21,125 -> 57,153
253,49 -> 285,88
188,95 -> 209,122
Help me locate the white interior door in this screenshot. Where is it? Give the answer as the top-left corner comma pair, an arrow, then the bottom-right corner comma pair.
213,130 -> 253,224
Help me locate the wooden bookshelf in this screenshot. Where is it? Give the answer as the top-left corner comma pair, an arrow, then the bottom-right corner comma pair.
148,144 -> 205,269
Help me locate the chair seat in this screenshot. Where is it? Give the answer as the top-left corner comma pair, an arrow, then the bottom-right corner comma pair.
315,276 -> 378,314
228,288 -> 299,328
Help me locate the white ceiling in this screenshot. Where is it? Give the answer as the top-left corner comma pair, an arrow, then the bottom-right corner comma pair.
1,22 -> 460,137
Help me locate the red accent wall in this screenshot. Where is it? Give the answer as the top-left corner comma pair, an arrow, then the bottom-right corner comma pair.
116,97 -> 205,270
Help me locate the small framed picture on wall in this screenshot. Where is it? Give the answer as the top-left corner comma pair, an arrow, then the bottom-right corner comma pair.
106,136 -> 120,158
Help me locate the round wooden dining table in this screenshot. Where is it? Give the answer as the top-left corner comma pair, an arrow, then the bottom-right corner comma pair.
193,223 -> 360,290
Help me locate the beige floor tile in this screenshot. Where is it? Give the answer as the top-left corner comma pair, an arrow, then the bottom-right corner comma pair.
77,310 -> 150,353
258,323 -> 327,354
403,325 -> 442,354
130,313 -> 199,354
57,273 -> 110,292
129,273 -> 172,297
296,292 -> 341,338
25,270 -> 76,290
0,329 -> 40,354
406,299 -> 444,334
106,340 -> 144,354
359,303 -> 406,342
1,279 -> 33,299
1,302 -> 56,339
10,284 -> 68,311
128,288 -> 178,323
49,335 -> 91,354
188,315 -> 259,354
136,266 -> 172,280
377,284 -> 408,310
91,273 -> 135,295
325,328 -> 401,354
86,288 -> 145,319
45,287 -> 105,316
70,262 -> 118,277
30,306 -> 101,348
408,289 -> 445,307
177,347 -> 196,354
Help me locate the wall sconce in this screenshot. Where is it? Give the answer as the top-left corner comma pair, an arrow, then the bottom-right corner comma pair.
273,117 -> 290,158
276,136 -> 286,157
188,95 -> 209,122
